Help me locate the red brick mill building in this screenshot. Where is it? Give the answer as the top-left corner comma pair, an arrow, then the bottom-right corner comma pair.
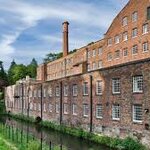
5,0 -> 150,147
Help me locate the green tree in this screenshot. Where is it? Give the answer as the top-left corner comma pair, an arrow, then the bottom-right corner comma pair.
0,61 -> 8,90
43,52 -> 63,63
27,58 -> 38,78
7,60 -> 17,85
12,64 -> 27,82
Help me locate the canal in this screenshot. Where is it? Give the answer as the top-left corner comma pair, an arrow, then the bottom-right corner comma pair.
0,116 -> 111,150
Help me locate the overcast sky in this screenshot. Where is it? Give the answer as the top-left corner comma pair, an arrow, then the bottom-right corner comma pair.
0,0 -> 128,69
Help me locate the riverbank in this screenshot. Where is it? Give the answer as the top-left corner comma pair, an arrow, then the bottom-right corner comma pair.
7,113 -> 147,150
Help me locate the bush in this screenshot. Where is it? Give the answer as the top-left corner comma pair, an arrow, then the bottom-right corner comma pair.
27,141 -> 40,150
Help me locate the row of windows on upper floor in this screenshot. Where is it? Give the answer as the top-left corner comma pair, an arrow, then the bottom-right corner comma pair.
15,75 -> 143,99
107,23 -> 149,46
122,7 -> 150,27
107,42 -> 149,61
10,100 -> 143,124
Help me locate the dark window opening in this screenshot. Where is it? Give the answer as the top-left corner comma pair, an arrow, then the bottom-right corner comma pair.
147,7 -> 150,20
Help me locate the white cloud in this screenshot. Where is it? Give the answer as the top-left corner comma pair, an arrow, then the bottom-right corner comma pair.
0,0 -> 128,69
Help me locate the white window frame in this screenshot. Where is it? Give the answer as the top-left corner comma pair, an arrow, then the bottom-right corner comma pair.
143,42 -> 149,52
132,28 -> 138,38
72,84 -> 78,96
56,104 -> 59,113
123,32 -> 128,41
112,78 -> 121,94
133,105 -> 143,123
132,11 -> 138,22
48,87 -> 52,97
142,24 -> 148,34
96,80 -> 103,95
132,45 -> 138,55
108,38 -> 112,46
63,103 -> 69,114
123,48 -> 128,57
64,85 -> 68,96
49,104 -> 52,112
98,47 -> 103,55
115,35 -> 120,44
93,49 -> 96,57
122,17 -> 128,26
107,52 -> 112,61
96,104 -> 103,119
55,86 -> 60,97
83,82 -> 88,96
72,104 -> 77,115
98,60 -> 103,69
112,104 -> 120,120
115,50 -> 120,59
133,76 -> 143,93
83,104 -> 89,117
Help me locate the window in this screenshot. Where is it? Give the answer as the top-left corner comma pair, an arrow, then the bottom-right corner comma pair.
48,87 -> 52,97
114,50 -> 120,59
88,51 -> 91,58
142,24 -> 148,34
55,86 -> 60,97
147,7 -> 150,20
64,85 -> 68,96
83,82 -> 88,95
49,104 -> 52,112
38,89 -> 41,98
132,28 -> 138,38
72,84 -> 78,96
143,42 -> 149,52
87,64 -> 90,71
132,11 -> 138,22
38,103 -> 41,111
43,88 -> 46,98
93,49 -> 96,57
98,47 -> 103,55
115,35 -> 120,44
72,104 -> 77,115
108,38 -> 112,46
122,17 -> 128,26
92,62 -> 96,70
96,104 -> 103,119
133,105 -> 142,123
43,103 -> 46,112
83,104 -> 89,117
112,78 -> 120,94
107,52 -> 112,61
133,76 -> 143,93
34,90 -> 37,98
56,104 -> 59,113
112,104 -> 120,120
132,45 -> 138,54
96,81 -> 103,95
63,103 -> 69,114
123,32 -> 128,41
123,48 -> 128,57
98,60 -> 103,69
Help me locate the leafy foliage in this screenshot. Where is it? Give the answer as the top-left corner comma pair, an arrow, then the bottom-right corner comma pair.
7,59 -> 38,85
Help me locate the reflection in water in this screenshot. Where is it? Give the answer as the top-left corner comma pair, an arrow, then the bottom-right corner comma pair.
0,116 -> 110,150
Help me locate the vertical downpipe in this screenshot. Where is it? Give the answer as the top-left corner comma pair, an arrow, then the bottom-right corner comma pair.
60,81 -> 63,125
90,75 -> 93,132
40,84 -> 43,121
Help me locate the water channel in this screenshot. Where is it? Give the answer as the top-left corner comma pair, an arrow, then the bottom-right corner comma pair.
0,116 -> 111,150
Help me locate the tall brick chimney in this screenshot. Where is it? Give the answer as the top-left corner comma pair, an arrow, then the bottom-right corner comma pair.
62,21 -> 69,57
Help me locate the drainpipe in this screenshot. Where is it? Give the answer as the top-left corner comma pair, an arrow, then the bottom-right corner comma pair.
60,81 -> 63,125
90,75 -> 93,133
21,83 -> 24,115
40,84 -> 43,121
